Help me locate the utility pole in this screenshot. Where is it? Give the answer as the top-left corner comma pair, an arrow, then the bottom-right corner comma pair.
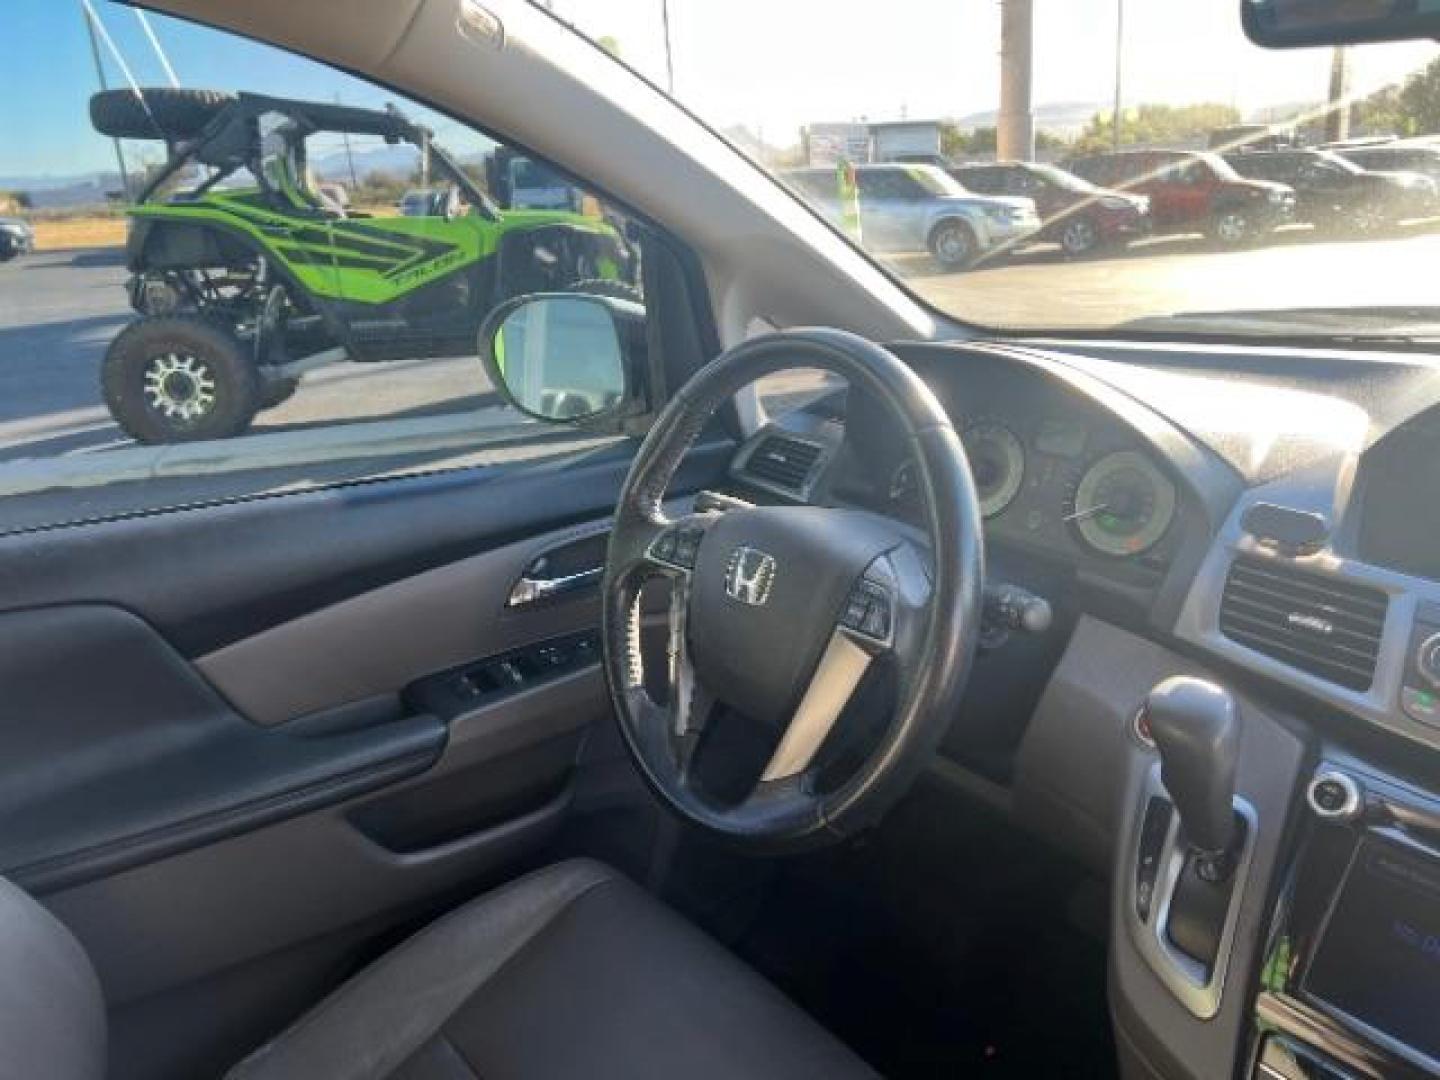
997,0 -> 1034,161
1112,0 -> 1125,152
661,0 -> 676,95
1326,46 -> 1351,143
81,2 -> 132,199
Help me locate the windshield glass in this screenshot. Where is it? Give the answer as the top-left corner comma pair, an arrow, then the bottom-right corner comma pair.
546,1 -> 1440,339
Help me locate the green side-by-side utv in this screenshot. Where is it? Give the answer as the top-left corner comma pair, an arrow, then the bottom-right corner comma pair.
90,88 -> 634,442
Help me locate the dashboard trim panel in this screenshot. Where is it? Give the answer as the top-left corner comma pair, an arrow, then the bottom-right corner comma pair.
1176,478 -> 1440,753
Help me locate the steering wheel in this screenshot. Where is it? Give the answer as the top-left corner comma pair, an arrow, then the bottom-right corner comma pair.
601,329 -> 985,849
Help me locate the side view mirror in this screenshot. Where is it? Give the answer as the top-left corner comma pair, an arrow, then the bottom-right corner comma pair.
1242,0 -> 1440,48
479,292 -> 644,428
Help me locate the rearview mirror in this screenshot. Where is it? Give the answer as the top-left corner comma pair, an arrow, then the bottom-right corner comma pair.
1242,0 -> 1440,48
479,293 -> 639,425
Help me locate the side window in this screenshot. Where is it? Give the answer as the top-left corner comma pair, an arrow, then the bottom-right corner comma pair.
0,3 -> 650,533
957,169 -> 995,193
1010,171 -> 1042,195
856,170 -> 889,198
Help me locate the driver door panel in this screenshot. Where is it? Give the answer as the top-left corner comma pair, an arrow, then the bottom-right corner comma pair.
0,440 -> 728,1076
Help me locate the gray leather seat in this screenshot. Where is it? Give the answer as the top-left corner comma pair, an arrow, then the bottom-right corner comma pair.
3,860 -> 875,1080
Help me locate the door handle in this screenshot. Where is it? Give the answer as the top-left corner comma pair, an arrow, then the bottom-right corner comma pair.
506,566 -> 602,608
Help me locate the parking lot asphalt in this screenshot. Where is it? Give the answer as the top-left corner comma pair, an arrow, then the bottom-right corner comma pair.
3,222 -> 1439,475
907,218 -> 1440,328
0,247 -> 497,466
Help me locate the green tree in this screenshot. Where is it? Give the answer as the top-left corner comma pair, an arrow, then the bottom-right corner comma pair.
939,123 -> 996,159
1072,102 -> 1241,155
1036,129 -> 1069,154
1396,55 -> 1440,134
1352,56 -> 1440,137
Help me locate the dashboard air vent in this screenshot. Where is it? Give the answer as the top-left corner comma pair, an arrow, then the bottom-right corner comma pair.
1219,556 -> 1388,691
740,435 -> 825,495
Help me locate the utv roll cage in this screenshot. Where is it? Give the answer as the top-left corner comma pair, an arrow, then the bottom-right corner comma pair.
135,92 -> 498,220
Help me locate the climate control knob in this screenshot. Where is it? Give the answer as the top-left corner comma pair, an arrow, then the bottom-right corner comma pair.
1416,632 -> 1440,689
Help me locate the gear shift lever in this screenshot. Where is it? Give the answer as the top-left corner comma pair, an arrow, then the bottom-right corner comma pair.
1145,676 -> 1240,877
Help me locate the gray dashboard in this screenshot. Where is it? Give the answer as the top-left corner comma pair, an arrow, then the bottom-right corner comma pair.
726,336 -> 1440,1080
742,338 -> 1440,756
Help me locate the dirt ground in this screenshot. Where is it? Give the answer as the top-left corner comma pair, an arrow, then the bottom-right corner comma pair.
30,216 -> 127,252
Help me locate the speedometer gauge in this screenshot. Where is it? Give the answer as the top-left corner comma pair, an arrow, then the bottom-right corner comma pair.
962,421 -> 1025,518
1068,451 -> 1177,556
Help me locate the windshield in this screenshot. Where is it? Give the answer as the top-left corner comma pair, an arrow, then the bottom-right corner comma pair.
512,160 -> 566,188
547,1 -> 1440,340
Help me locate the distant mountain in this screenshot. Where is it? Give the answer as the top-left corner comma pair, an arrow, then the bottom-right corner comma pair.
310,144 -> 420,182
0,172 -> 125,210
953,101 -> 1105,137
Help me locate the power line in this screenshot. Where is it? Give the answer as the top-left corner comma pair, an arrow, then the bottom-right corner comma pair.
134,9 -> 180,87
79,0 -> 131,199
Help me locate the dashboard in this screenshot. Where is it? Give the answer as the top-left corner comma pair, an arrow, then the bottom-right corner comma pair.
1357,409 -> 1440,582
835,350 -> 1190,583
725,336 -> 1440,1080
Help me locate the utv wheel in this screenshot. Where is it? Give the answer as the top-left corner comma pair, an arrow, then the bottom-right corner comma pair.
102,316 -> 261,444
1211,209 -> 1252,246
89,88 -> 236,141
1060,216 -> 1101,257
928,219 -> 978,270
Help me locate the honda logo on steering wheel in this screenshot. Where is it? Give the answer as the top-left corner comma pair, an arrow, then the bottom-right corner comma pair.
724,546 -> 776,606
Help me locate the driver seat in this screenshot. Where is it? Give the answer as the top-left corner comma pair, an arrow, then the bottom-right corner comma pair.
2,860 -> 875,1079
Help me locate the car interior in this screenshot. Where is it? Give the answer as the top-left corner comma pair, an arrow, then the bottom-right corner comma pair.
4,2 -> 1440,1079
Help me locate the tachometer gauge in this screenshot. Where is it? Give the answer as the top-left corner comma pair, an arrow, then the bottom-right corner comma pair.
963,421 -> 1025,518
1068,450 -> 1177,556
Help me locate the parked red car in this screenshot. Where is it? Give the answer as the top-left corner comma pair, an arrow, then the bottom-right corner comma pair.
951,161 -> 1151,256
1064,149 -> 1296,245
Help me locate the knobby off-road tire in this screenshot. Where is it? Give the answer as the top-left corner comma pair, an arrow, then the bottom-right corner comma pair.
102,315 -> 262,444
89,88 -> 236,141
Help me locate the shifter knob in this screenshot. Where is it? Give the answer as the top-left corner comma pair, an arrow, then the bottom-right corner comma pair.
1145,677 -> 1240,857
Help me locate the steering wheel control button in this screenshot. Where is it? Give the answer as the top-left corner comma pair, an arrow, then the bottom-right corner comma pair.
649,524 -> 705,571
841,579 -> 893,645
1307,771 -> 1364,822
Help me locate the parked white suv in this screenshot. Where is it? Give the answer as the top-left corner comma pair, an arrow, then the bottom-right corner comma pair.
784,163 -> 1040,270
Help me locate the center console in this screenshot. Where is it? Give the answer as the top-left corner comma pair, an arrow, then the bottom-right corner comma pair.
1251,767 -> 1440,1079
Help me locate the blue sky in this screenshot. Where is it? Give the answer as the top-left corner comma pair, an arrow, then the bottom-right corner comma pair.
0,2 -> 427,180
4,1 -> 1438,182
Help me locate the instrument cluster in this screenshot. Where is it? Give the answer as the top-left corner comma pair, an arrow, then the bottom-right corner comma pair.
886,413 -> 1179,563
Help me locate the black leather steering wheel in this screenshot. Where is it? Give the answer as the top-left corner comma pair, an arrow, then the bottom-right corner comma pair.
601,328 -> 984,849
